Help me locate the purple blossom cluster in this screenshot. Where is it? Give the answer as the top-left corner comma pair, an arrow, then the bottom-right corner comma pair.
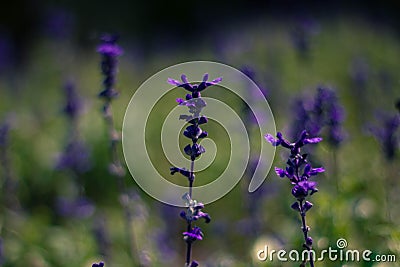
266,130 -> 324,267
56,81 -> 90,174
168,73 -> 221,266
290,86 -> 346,148
369,111 -> 400,161
97,34 -> 123,100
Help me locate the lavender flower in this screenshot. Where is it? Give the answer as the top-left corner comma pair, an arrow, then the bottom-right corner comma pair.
168,73 -> 220,266
97,34 -> 123,100
63,80 -> 82,119
313,87 -> 346,147
56,81 -> 90,173
266,130 -> 324,267
97,34 -> 141,265
289,87 -> 346,148
369,111 -> 400,161
56,196 -> 95,218
290,18 -> 319,59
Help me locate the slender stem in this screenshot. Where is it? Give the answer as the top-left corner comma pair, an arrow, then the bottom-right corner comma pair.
299,199 -> 314,267
186,158 -> 195,265
189,160 -> 195,197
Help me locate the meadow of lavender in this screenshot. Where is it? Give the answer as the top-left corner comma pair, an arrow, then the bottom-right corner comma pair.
1,6 -> 400,267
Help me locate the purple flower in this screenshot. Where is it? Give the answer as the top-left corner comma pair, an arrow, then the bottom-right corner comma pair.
92,262 -> 104,267
168,73 -> 222,98
369,111 -> 400,160
170,167 -> 192,180
56,196 -> 95,218
184,143 -> 206,160
98,34 -> 122,100
266,130 -> 323,265
168,74 -> 215,265
180,194 -> 211,224
42,7 -> 75,40
303,201 -> 313,212
302,164 -> 325,179
292,181 -> 318,199
289,87 -> 346,147
63,80 -> 82,119
183,226 -> 204,242
0,121 -> 10,147
266,130 -> 322,154
290,17 -> 319,58
56,140 -> 91,173
97,35 -> 123,56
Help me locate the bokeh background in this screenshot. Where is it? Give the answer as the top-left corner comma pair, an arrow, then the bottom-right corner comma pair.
1,1 -> 400,266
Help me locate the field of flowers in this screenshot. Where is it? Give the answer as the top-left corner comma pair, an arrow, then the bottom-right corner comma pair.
0,5 -> 399,267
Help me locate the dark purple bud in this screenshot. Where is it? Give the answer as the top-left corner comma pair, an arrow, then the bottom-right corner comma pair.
186,94 -> 193,100
198,131 -> 208,139
193,211 -> 211,223
292,184 -> 308,199
170,167 -> 192,180
176,98 -> 185,104
190,260 -> 199,267
303,201 -> 313,212
292,181 -> 318,199
181,74 -> 189,83
92,262 -> 105,267
184,144 -> 206,160
265,133 -> 280,146
183,226 -> 203,243
291,202 -> 300,211
184,125 -> 202,140
180,210 -> 186,219
184,144 -> 192,157
274,167 -> 286,178
306,237 -> 313,246
63,81 -> 82,118
198,116 -> 208,124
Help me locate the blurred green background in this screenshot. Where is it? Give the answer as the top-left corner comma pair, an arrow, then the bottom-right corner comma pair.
1,1 -> 400,266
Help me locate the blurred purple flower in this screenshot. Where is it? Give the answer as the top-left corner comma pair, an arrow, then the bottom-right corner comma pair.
98,34 -> 123,100
0,121 -> 10,147
56,196 -> 95,218
42,7 -> 75,39
369,111 -> 400,160
289,87 -> 347,147
56,140 -> 91,173
290,17 -> 319,58
92,214 -> 111,260
240,65 -> 268,97
63,80 -> 82,119
350,57 -> 369,90
0,33 -> 15,74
